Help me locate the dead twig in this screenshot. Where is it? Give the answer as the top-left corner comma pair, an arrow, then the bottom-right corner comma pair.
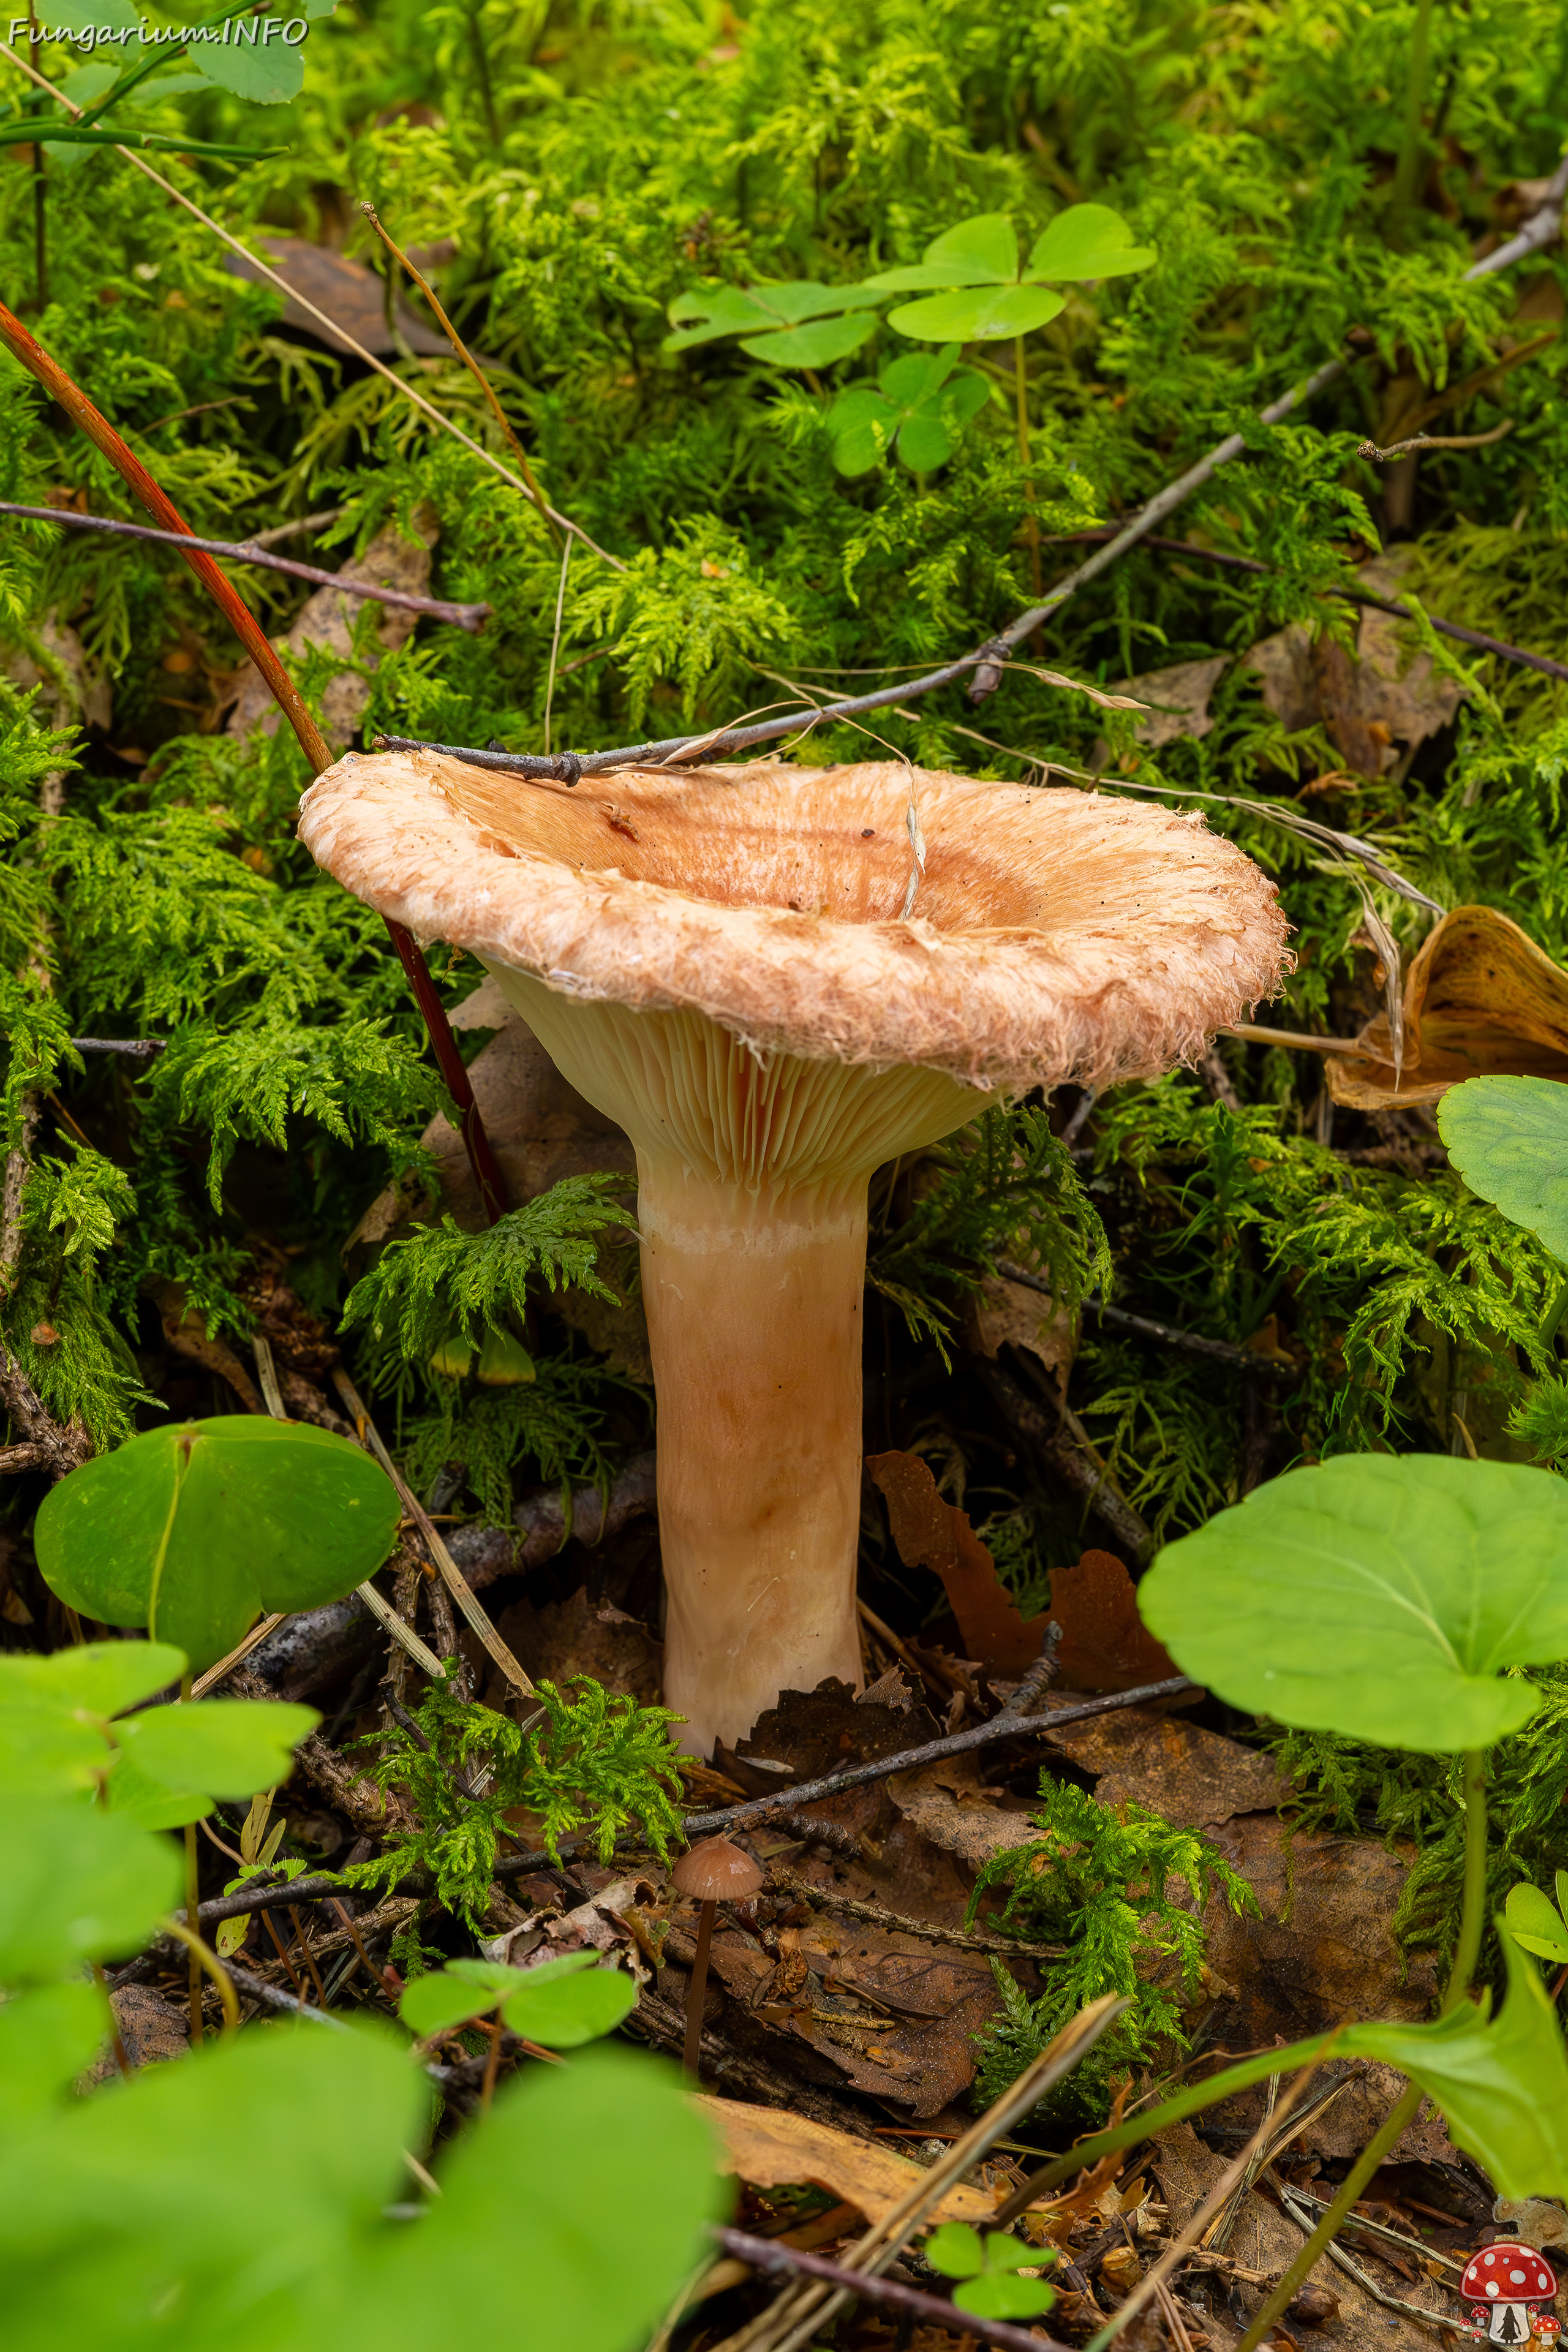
1356,421 -> 1515,461
998,1261 -> 1302,1386
360,202 -> 562,554
1273,2182 -> 1453,2332
0,500 -> 492,629
712,2225 -> 1074,2352
766,1864 -> 1066,1959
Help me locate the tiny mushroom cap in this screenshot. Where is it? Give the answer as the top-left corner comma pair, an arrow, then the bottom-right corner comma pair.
671,1836 -> 764,1904
300,750 -> 1288,1755
1458,2247 -> 1558,2302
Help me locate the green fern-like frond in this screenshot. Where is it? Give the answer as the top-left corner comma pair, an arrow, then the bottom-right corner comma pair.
342,1177 -> 638,1365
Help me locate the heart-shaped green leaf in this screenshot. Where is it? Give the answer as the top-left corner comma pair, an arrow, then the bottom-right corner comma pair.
890,285 -> 1064,344
1438,1076 -> 1568,1258
1137,1454 -> 1568,1751
924,2223 -> 986,2280
897,369 -> 988,472
1506,1880 -> 1568,1965
104,1751 -> 214,1831
35,1417 -> 399,1673
115,1699 -> 319,1800
826,386 -> 900,475
401,1957 -> 530,2040
1027,202 -> 1157,282
664,281 -> 883,352
500,1959 -> 637,2047
954,2272 -> 1057,2320
739,313 -> 877,368
867,214 -> 1020,291
0,1643 -> 187,1798
0,1798 -> 183,1982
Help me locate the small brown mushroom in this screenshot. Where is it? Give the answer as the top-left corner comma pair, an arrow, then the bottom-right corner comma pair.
671,1835 -> 763,2081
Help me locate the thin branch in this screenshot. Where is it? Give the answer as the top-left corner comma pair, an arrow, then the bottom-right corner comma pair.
1468,153 -> 1568,277
360,201 -> 563,553
712,2226 -> 1074,2352
0,43 -> 625,573
766,1865 -> 1066,1959
1357,420 -> 1515,460
0,501 -> 492,631
70,1036 -> 164,1060
996,1261 -> 1302,1384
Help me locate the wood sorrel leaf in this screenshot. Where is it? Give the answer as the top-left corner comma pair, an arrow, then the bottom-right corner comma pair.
1137,1453 -> 1568,1750
1027,203 -> 1156,282
35,1417 -> 399,1674
0,1798 -> 183,1982
889,284 -> 1064,344
1438,1074 -> 1568,1258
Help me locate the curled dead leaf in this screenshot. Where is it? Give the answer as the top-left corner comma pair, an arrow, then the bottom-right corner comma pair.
1326,903 -> 1568,1110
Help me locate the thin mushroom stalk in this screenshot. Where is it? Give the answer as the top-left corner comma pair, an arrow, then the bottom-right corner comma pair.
299,752 -> 1287,1755
671,1837 -> 762,2081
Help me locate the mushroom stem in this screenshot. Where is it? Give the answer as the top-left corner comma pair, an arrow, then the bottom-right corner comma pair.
641,1169 -> 866,1755
683,1896 -> 718,2082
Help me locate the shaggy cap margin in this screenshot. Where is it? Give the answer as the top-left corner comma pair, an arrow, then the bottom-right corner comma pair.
298,750 -> 1288,1093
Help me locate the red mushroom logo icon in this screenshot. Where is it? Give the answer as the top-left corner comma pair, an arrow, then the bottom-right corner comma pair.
1458,2246 -> 1558,2344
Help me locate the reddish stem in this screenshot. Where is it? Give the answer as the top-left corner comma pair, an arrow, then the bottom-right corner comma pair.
0,298 -> 508,1226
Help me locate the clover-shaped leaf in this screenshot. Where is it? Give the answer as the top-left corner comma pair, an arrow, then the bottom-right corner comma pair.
868,203 -> 1153,344
924,2223 -> 1057,2321
1506,1874 -> 1568,1967
1438,1076 -> 1568,1260
1138,1453 -> 1568,1752
36,1417 -> 400,1673
401,1950 -> 636,2049
664,281 -> 884,368
826,344 -> 989,475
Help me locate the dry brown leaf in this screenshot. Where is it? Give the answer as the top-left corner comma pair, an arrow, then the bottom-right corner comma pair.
224,235 -> 451,358
1042,1704 -> 1289,1828
867,1450 -> 1043,1674
1095,655 -> 1231,751
961,1273 -> 1077,1382
1042,1549 -> 1182,1693
1326,902 -> 1568,1110
692,2095 -> 1000,2224
488,1585 -> 662,1708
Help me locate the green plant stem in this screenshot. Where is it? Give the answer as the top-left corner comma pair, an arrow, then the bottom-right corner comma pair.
1233,1749 -> 1487,2352
179,1672 -> 203,2041
1388,0 -> 1436,239
1540,1276 -> 1568,1348
1014,334 -> 1041,597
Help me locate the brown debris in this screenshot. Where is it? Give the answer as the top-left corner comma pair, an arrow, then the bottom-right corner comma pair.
1041,1705 -> 1288,1828
1326,900 -> 1568,1109
1042,1550 -> 1182,1695
867,1449 -> 1044,1675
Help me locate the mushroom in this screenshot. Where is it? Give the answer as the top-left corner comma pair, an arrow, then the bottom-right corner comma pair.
1459,2244 -> 1558,2343
670,1834 -> 763,2080
299,752 -> 1286,1754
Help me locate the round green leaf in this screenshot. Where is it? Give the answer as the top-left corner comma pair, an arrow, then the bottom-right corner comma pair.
115,1698 -> 319,1799
889,285 -> 1064,343
1138,1454 -> 1568,1751
738,314 -> 876,368
1027,202 -> 1156,283
36,1418 -> 399,1673
0,1798 -> 182,1981
1438,1076 -> 1568,1257
0,1982 -> 108,2127
500,1961 -> 637,2048
189,33 -> 305,104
